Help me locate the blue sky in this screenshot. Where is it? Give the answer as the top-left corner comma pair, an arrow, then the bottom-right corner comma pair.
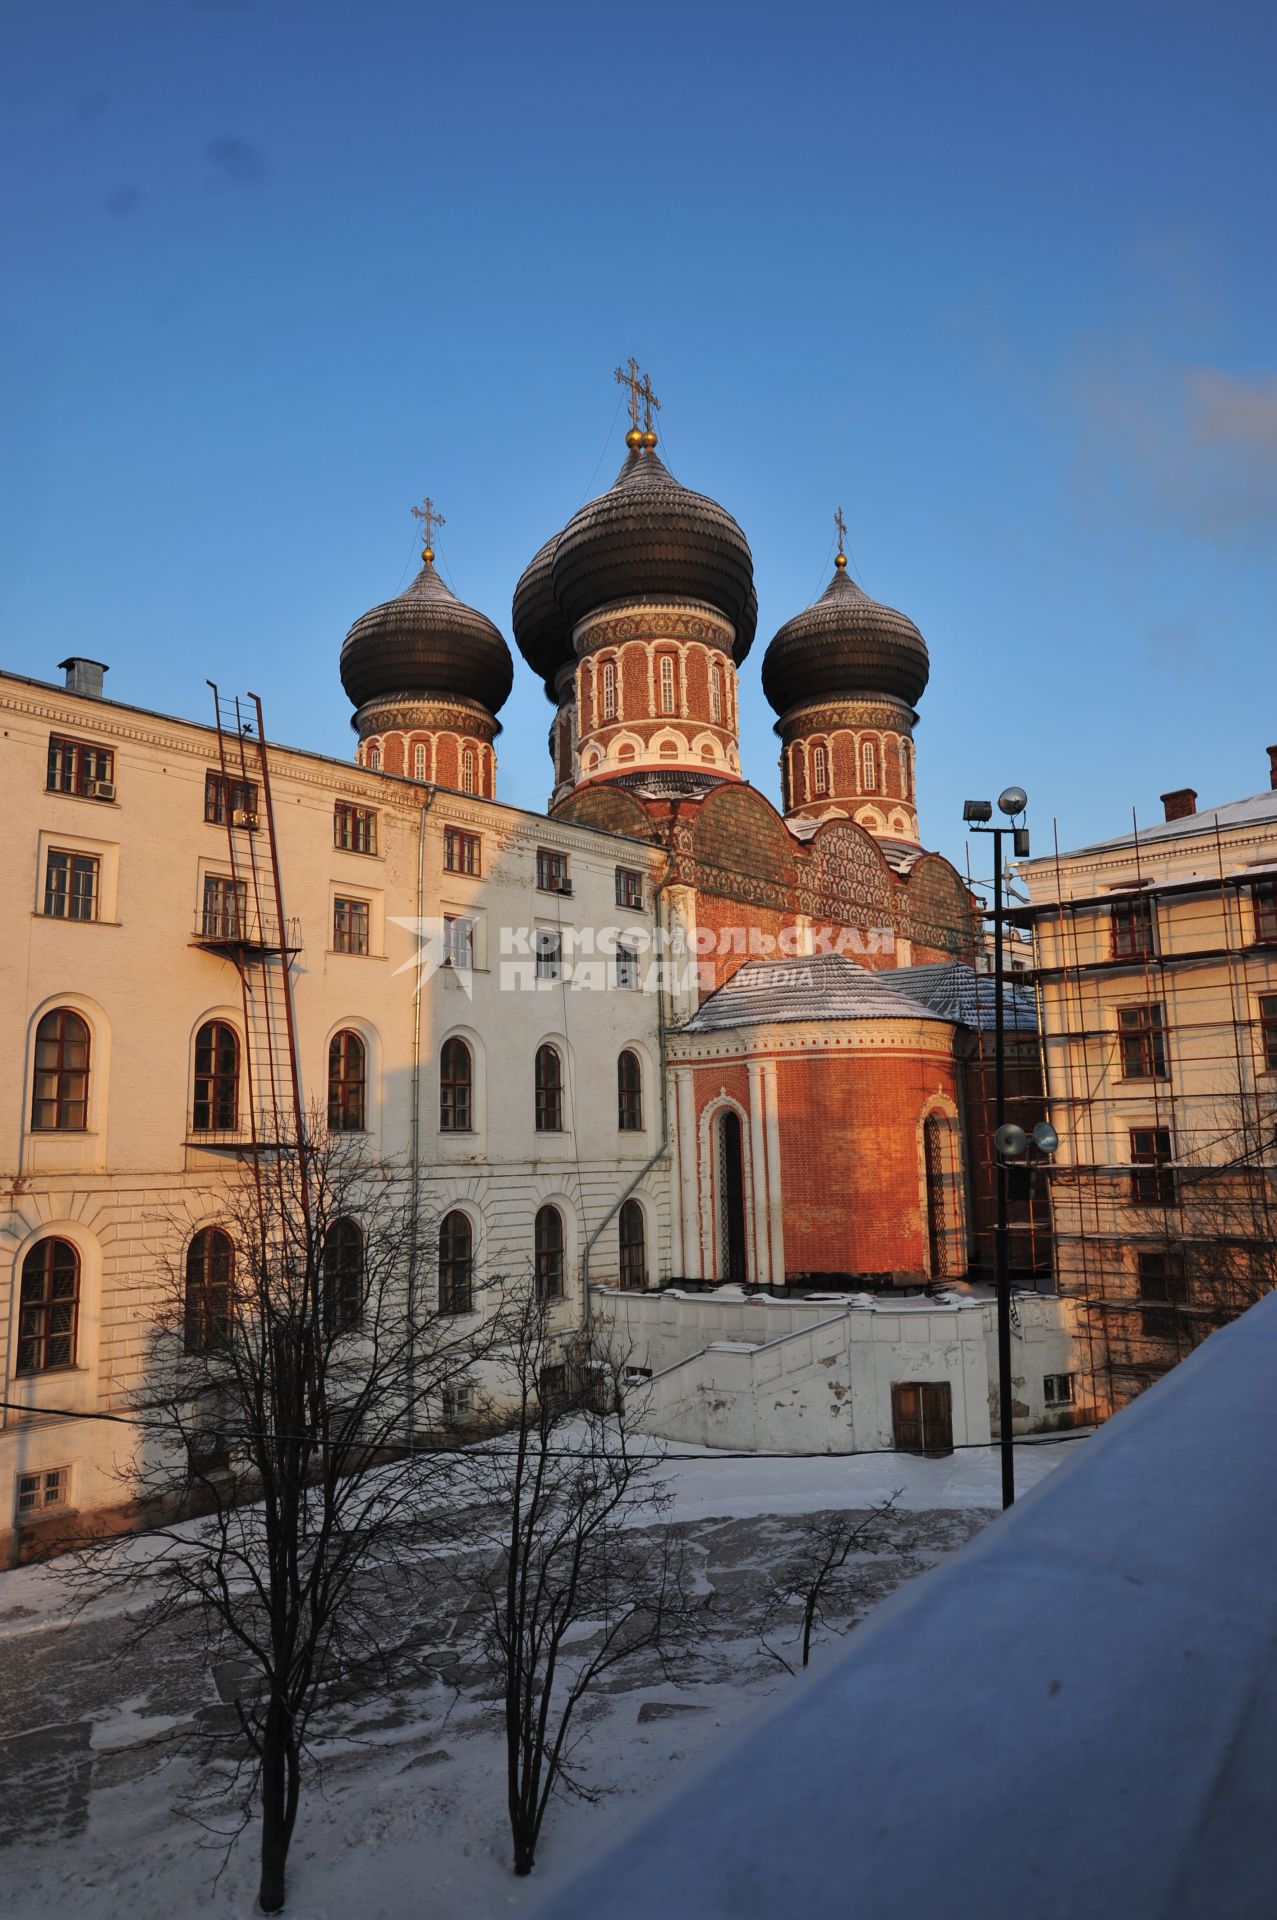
3,0 -> 1274,882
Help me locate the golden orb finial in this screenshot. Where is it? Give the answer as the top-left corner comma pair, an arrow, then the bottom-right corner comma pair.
835,551 -> 847,570
422,545 -> 435,564
641,428 -> 658,450
625,426 -> 643,450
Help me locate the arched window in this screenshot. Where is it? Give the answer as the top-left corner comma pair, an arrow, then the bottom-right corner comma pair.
322,1217 -> 363,1334
414,742 -> 427,780
368,743 -> 381,772
535,1205 -> 564,1300
192,1021 -> 239,1132
17,1238 -> 80,1374
924,1115 -> 951,1280
440,1037 -> 473,1131
862,740 -> 878,791
812,744 -> 829,795
617,1050 -> 643,1131
31,1009 -> 90,1131
619,1199 -> 646,1291
438,1210 -> 473,1314
659,655 -> 675,715
535,1045 -> 563,1132
602,661 -> 618,721
461,748 -> 476,794
717,1109 -> 747,1284
327,1030 -> 366,1132
902,739 -> 913,800
185,1227 -> 233,1354
710,666 -> 723,725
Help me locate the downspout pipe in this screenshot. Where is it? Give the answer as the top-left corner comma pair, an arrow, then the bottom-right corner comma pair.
575,840 -> 677,1341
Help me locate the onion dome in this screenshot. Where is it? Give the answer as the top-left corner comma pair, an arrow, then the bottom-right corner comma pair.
551,447 -> 755,656
511,534 -> 574,698
762,557 -> 929,714
340,551 -> 513,716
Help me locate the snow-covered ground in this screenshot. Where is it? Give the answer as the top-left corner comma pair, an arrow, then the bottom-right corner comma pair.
0,1435 -> 1084,1919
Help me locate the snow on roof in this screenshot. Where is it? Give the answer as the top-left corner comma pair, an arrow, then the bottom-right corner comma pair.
678,952 -> 949,1033
1045,787 -> 1277,861
881,959 -> 1039,1032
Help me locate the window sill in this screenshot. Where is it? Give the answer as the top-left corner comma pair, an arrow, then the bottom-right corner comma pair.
326,949 -> 386,960
45,791 -> 120,808
333,847 -> 383,861
33,913 -> 121,927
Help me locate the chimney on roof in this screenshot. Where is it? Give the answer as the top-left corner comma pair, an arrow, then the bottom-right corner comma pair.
59,658 -> 108,699
1160,787 -> 1197,822
1268,744 -> 1277,791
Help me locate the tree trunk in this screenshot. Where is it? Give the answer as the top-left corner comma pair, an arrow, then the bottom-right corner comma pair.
258,1700 -> 295,1913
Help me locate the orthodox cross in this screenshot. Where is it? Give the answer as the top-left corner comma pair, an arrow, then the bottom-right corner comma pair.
638,367 -> 660,433
834,505 -> 847,557
615,358 -> 643,431
411,496 -> 445,553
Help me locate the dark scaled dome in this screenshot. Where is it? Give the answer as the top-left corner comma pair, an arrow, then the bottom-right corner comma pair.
340,555 -> 514,716
762,562 -> 929,714
513,446 -> 756,693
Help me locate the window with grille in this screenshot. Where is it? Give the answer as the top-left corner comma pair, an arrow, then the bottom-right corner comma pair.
535,1205 -> 564,1299
327,1030 -> 366,1131
205,772 -> 258,828
615,866 -> 643,910
658,656 -> 675,715
202,873 -> 246,940
1111,894 -> 1154,960
413,743 -> 427,780
618,1050 -> 643,1129
184,1227 -> 234,1353
1254,880 -> 1277,945
333,897 -> 370,954
438,1211 -> 474,1314
812,745 -> 829,795
31,1009 -> 90,1130
1118,1003 -> 1168,1079
18,1240 -> 79,1374
445,827 -> 481,875
535,1045 -> 563,1131
47,735 -> 114,800
192,1020 -> 238,1131
440,1036 -> 473,1131
615,940 -> 639,989
1043,1373 -> 1074,1407
444,915 -> 474,968
16,1467 -> 69,1519
1137,1248 -> 1189,1302
535,929 -> 562,981
322,1218 -> 363,1334
1130,1128 -> 1175,1205
1261,994 -> 1277,1072
334,803 -> 378,855
536,848 -> 571,894
618,1198 -> 645,1290
461,749 -> 476,794
44,850 -> 100,921
710,667 -> 723,725
861,740 -> 877,791
603,661 -> 618,720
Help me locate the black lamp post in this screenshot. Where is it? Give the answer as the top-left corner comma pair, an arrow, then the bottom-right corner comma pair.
963,786 -> 1055,1508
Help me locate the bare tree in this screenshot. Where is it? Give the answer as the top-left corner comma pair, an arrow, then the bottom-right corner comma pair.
761,1496 -> 902,1674
68,1125 -> 491,1914
463,1285 -> 693,1877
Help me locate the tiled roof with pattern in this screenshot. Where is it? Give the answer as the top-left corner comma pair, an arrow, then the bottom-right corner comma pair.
762,564 -> 930,714
881,960 -> 1039,1032
679,952 -> 950,1033
340,558 -> 513,715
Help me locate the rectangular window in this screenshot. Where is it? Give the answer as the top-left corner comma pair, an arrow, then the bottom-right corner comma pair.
1261,994 -> 1277,1072
535,929 -> 562,981
334,803 -> 378,855
1137,1248 -> 1189,1303
333,897 -> 370,955
1118,1003 -> 1167,1079
442,1385 -> 474,1425
1141,1306 -> 1181,1341
1130,1127 -> 1175,1205
204,772 -> 258,828
202,873 -> 246,939
1110,894 -> 1154,960
1043,1373 -> 1074,1407
1252,879 -> 1277,945
15,1467 -> 69,1519
44,850 -> 100,921
47,735 -> 115,800
616,940 -> 639,989
444,827 -> 482,875
536,848 -> 571,894
615,866 -> 643,910
443,915 -> 474,968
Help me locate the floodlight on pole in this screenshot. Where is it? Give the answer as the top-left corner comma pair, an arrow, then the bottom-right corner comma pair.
963,799 -> 993,823
998,786 -> 1028,817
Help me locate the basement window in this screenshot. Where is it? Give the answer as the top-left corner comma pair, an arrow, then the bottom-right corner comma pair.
1043,1373 -> 1074,1407
15,1467 -> 69,1520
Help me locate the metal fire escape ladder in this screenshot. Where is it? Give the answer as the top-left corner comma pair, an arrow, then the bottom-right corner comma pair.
201,686 -> 307,1165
